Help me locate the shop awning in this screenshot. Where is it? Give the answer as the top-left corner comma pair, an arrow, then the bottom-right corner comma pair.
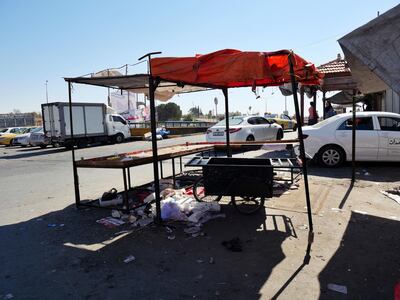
326,91 -> 356,105
150,49 -> 323,88
338,4 -> 400,94
64,74 -> 209,101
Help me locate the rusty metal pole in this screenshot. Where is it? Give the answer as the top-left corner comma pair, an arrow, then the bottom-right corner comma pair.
351,90 -> 357,182
300,86 -> 305,125
68,81 -> 80,207
138,51 -> 162,223
223,88 -> 231,157
288,53 -> 314,240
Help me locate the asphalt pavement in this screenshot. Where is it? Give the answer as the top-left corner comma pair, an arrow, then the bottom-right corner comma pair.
0,131 -> 298,225
1,130 -> 399,299
0,134 -> 207,224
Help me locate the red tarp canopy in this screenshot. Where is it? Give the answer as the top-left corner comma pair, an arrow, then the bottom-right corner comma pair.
151,49 -> 323,88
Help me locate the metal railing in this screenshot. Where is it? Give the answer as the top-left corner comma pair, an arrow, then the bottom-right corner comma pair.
129,121 -> 216,128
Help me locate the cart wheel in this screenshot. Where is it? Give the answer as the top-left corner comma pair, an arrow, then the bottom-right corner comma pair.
193,177 -> 222,203
232,196 -> 265,214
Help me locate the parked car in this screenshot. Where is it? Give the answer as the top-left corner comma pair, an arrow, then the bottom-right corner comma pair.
302,111 -> 400,167
0,128 -> 25,146
13,127 -> 41,147
0,127 -> 24,136
265,113 -> 297,131
205,116 -> 283,142
30,128 -> 51,148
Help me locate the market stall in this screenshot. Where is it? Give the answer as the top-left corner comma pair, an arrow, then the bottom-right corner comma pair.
65,48 -> 323,246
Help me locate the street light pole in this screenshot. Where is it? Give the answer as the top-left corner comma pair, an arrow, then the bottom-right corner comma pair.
45,80 -> 49,104
285,96 -> 287,112
214,97 -> 218,121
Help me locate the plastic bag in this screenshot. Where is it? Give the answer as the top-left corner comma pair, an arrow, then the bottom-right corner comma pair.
161,198 -> 187,221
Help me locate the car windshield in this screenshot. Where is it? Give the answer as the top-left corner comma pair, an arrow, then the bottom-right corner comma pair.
31,127 -> 42,133
215,117 -> 243,126
265,114 -> 278,118
312,114 -> 343,128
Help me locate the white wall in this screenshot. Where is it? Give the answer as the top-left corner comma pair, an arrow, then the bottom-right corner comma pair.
384,89 -> 400,114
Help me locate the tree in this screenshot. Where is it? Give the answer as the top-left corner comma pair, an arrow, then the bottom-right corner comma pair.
188,106 -> 202,117
182,114 -> 194,121
156,102 -> 182,121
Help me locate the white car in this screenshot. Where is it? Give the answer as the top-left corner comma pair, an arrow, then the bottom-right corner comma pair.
302,111 -> 400,167
30,128 -> 51,148
0,127 -> 24,136
206,116 -> 283,142
13,127 -> 41,147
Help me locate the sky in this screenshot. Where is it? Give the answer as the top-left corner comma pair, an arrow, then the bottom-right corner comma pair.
1,0 -> 399,117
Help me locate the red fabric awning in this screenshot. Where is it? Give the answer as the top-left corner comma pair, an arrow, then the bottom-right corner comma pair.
150,49 -> 323,88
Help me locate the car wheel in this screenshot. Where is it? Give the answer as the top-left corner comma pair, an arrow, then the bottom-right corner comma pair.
115,133 -> 124,143
276,129 -> 283,140
246,135 -> 255,142
318,145 -> 345,167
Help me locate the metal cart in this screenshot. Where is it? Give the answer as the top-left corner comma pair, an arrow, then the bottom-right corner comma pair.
186,156 -> 302,214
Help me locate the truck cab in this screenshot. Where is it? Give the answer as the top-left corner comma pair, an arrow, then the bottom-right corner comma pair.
107,114 -> 131,143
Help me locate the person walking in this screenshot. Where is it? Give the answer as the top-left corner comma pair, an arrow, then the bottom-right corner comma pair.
308,102 -> 319,125
324,100 -> 336,119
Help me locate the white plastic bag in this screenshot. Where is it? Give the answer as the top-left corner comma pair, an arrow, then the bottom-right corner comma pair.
160,198 -> 187,221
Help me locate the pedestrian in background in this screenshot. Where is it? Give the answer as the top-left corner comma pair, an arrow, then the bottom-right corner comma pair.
324,100 -> 336,119
308,102 -> 318,125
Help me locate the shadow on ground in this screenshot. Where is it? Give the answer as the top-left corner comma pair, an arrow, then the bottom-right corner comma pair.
318,211 -> 400,299
0,204 -> 302,299
308,161 -> 400,183
0,147 -> 68,160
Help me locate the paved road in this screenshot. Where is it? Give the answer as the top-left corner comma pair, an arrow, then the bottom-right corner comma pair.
0,135 -> 207,224
0,131 -> 297,225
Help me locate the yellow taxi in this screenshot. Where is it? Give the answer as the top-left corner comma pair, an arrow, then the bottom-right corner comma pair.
265,113 -> 297,131
0,127 -> 26,146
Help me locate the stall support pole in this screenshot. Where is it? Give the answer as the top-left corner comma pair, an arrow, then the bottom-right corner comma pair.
300,87 -> 305,125
68,81 -> 81,207
223,88 -> 231,157
351,90 -> 357,182
288,55 -> 314,242
322,91 -> 326,120
149,76 -> 162,223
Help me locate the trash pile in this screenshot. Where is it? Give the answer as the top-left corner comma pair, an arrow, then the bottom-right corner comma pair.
96,181 -> 226,237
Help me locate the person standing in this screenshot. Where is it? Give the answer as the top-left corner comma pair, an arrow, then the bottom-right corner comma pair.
324,100 -> 336,119
308,102 -> 319,125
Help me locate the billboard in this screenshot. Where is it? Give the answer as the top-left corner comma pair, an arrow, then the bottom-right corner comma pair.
110,91 -> 150,122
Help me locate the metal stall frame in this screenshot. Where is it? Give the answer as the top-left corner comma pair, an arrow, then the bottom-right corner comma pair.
65,50 -> 316,252
147,51 -> 314,243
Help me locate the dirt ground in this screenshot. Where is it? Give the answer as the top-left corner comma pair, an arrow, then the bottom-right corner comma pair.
0,154 -> 400,299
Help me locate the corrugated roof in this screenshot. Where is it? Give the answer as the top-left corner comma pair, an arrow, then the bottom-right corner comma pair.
317,55 -> 351,74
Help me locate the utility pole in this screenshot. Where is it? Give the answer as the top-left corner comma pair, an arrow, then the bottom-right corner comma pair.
107,69 -> 111,107
284,96 -> 289,115
126,64 -> 130,112
45,80 -> 49,104
214,97 -> 218,120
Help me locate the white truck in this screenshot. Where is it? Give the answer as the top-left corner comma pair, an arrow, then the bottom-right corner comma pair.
42,102 -> 131,148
